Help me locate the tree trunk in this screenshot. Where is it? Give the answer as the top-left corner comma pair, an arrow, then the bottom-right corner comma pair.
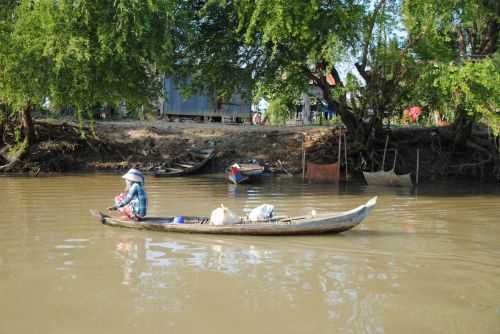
308,65 -> 372,149
302,93 -> 311,125
313,74 -> 360,135
0,104 -> 5,147
320,83 -> 364,144
21,102 -> 35,146
0,102 -> 34,172
0,122 -> 4,147
453,108 -> 474,146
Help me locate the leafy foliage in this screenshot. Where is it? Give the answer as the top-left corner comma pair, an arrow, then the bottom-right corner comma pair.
266,98 -> 292,126
403,0 -> 500,135
402,0 -> 499,60
151,0 -> 247,108
1,0 -> 498,146
0,0 -> 175,120
419,58 -> 500,133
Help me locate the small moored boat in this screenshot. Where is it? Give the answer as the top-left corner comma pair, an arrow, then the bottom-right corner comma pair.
154,148 -> 215,177
227,163 -> 265,184
91,197 -> 377,236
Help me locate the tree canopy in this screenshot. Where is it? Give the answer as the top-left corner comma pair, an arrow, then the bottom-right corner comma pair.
176,0 -> 499,141
0,0 -> 499,147
403,0 -> 500,140
0,0 -> 174,127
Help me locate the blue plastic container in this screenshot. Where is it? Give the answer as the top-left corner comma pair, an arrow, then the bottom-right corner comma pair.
173,216 -> 185,224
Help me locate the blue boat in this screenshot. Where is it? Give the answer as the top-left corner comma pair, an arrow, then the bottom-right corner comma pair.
227,163 -> 265,184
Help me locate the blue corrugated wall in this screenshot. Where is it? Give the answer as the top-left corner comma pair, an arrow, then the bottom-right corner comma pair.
162,77 -> 251,118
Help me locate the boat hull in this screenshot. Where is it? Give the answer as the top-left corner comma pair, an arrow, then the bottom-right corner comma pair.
227,171 -> 264,184
91,197 -> 377,236
227,164 -> 265,184
154,148 -> 215,177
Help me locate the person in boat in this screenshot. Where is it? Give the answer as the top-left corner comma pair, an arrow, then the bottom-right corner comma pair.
107,168 -> 148,220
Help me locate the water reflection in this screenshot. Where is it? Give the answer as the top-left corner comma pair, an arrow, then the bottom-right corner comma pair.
107,232 -> 402,331
51,238 -> 91,280
116,237 -> 140,285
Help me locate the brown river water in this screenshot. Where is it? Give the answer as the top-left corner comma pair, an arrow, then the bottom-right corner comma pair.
0,175 -> 499,334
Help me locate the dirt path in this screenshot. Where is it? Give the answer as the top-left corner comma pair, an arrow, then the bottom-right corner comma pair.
93,120 -> 334,173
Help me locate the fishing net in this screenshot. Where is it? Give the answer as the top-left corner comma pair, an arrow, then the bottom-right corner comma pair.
306,162 -> 339,183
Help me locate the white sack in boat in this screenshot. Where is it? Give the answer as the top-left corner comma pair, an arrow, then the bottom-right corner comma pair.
248,204 -> 274,222
210,204 -> 240,225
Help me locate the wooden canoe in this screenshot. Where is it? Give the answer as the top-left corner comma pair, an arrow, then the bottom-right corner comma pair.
90,196 -> 377,236
154,148 -> 215,177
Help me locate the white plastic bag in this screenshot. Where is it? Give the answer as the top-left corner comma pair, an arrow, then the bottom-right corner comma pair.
210,204 -> 240,225
248,204 -> 274,222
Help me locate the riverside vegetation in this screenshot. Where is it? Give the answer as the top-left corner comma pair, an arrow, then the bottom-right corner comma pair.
0,0 -> 499,181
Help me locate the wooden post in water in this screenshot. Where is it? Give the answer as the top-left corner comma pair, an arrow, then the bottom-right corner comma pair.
416,148 -> 420,185
392,150 -> 398,170
344,132 -> 348,181
337,129 -> 342,183
302,135 -> 306,180
381,135 -> 389,171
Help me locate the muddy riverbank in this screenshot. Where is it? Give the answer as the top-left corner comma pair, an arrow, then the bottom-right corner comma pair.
1,119 -> 499,182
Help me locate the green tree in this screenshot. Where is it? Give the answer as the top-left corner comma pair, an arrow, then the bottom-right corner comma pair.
169,0 -> 254,104
175,0 -> 404,147
176,0 -> 498,145
266,97 -> 293,125
0,0 -> 174,169
0,0 -> 50,150
234,0 -> 364,134
403,0 -> 500,142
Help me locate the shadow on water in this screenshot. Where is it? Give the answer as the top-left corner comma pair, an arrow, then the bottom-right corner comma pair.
208,174 -> 500,200
342,230 -> 412,238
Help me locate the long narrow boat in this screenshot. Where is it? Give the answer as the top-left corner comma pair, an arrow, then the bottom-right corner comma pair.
91,197 -> 377,236
154,148 -> 215,177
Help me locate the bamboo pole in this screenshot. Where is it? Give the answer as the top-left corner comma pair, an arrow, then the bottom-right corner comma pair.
344,132 -> 348,181
392,149 -> 398,171
302,135 -> 306,180
416,148 -> 420,185
381,135 -> 389,171
337,129 -> 342,182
